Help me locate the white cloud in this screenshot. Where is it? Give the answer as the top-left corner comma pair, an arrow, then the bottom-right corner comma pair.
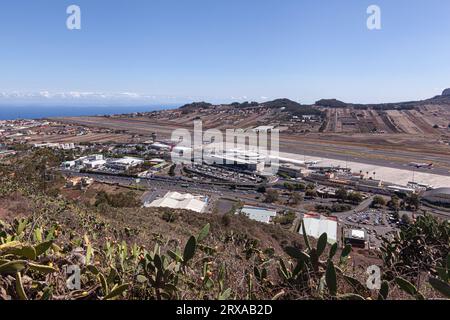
0,90 -> 197,106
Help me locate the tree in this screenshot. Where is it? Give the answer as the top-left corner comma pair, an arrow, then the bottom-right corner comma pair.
306,183 -> 316,190
335,188 -> 348,202
401,214 -> 411,225
289,192 -> 304,206
347,192 -> 363,205
405,193 -> 420,211
284,183 -> 295,192
372,195 -> 386,207
294,183 -> 306,191
264,189 -> 279,203
168,164 -> 176,176
257,186 -> 266,193
388,195 -> 400,212
274,211 -> 296,225
391,210 -> 400,221
305,189 -> 317,198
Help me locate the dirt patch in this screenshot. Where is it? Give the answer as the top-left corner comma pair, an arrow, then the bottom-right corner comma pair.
60,182 -> 144,206
0,192 -> 32,220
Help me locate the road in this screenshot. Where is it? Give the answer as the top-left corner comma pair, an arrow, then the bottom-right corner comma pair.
62,170 -> 298,214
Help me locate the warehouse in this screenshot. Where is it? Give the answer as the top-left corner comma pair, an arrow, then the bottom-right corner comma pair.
239,206 -> 277,224
144,191 -> 207,213
105,157 -> 144,171
299,213 -> 338,244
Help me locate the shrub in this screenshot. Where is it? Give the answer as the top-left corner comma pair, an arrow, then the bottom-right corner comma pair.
95,191 -> 140,208
264,189 -> 279,203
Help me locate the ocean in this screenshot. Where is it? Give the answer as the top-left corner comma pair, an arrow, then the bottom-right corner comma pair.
0,105 -> 178,120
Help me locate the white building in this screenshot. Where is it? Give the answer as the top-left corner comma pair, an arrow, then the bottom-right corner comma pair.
144,191 -> 207,213
150,143 -> 171,151
386,185 -> 416,195
300,213 -> 338,244
63,154 -> 105,169
33,143 -> 76,150
205,149 -> 266,172
85,159 -> 107,169
239,206 -> 277,224
106,157 -> 144,170
252,125 -> 275,132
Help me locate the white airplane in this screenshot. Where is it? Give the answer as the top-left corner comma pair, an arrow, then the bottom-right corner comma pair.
409,162 -> 433,169
305,160 -> 321,165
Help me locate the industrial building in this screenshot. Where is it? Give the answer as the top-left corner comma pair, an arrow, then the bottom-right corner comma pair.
386,185 -> 416,196
150,142 -> 171,151
205,149 -> 266,172
144,191 -> 208,213
275,163 -> 303,178
299,213 -> 338,244
344,229 -> 367,249
34,143 -> 76,150
105,157 -> 144,171
63,154 -> 105,169
62,155 -> 144,171
422,188 -> 450,207
239,206 -> 277,224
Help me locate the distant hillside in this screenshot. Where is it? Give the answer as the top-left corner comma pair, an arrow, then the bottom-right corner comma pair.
179,102 -> 213,113
263,99 -> 324,117
426,89 -> 450,105
314,90 -> 450,110
315,99 -> 348,108
178,89 -> 450,114
179,99 -> 324,117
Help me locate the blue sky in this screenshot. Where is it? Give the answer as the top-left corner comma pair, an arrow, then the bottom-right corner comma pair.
1,0 -> 450,106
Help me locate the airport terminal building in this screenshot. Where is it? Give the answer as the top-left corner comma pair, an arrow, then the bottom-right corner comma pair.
422,188 -> 450,207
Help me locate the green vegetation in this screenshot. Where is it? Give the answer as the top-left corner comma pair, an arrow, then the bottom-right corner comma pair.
380,214 -> 449,299
264,189 -> 279,204
288,192 -> 304,206
347,192 -> 363,205
273,211 -> 296,226
372,196 -> 387,208
305,189 -> 318,198
315,99 -> 348,108
335,188 -> 348,202
95,191 -> 141,208
388,195 -> 400,212
334,188 -> 363,204
168,164 -> 176,177
315,203 -> 352,214
405,194 -> 420,211
283,182 -> 306,192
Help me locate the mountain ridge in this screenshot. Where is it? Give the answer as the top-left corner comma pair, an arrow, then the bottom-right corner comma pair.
179,90 -> 450,112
